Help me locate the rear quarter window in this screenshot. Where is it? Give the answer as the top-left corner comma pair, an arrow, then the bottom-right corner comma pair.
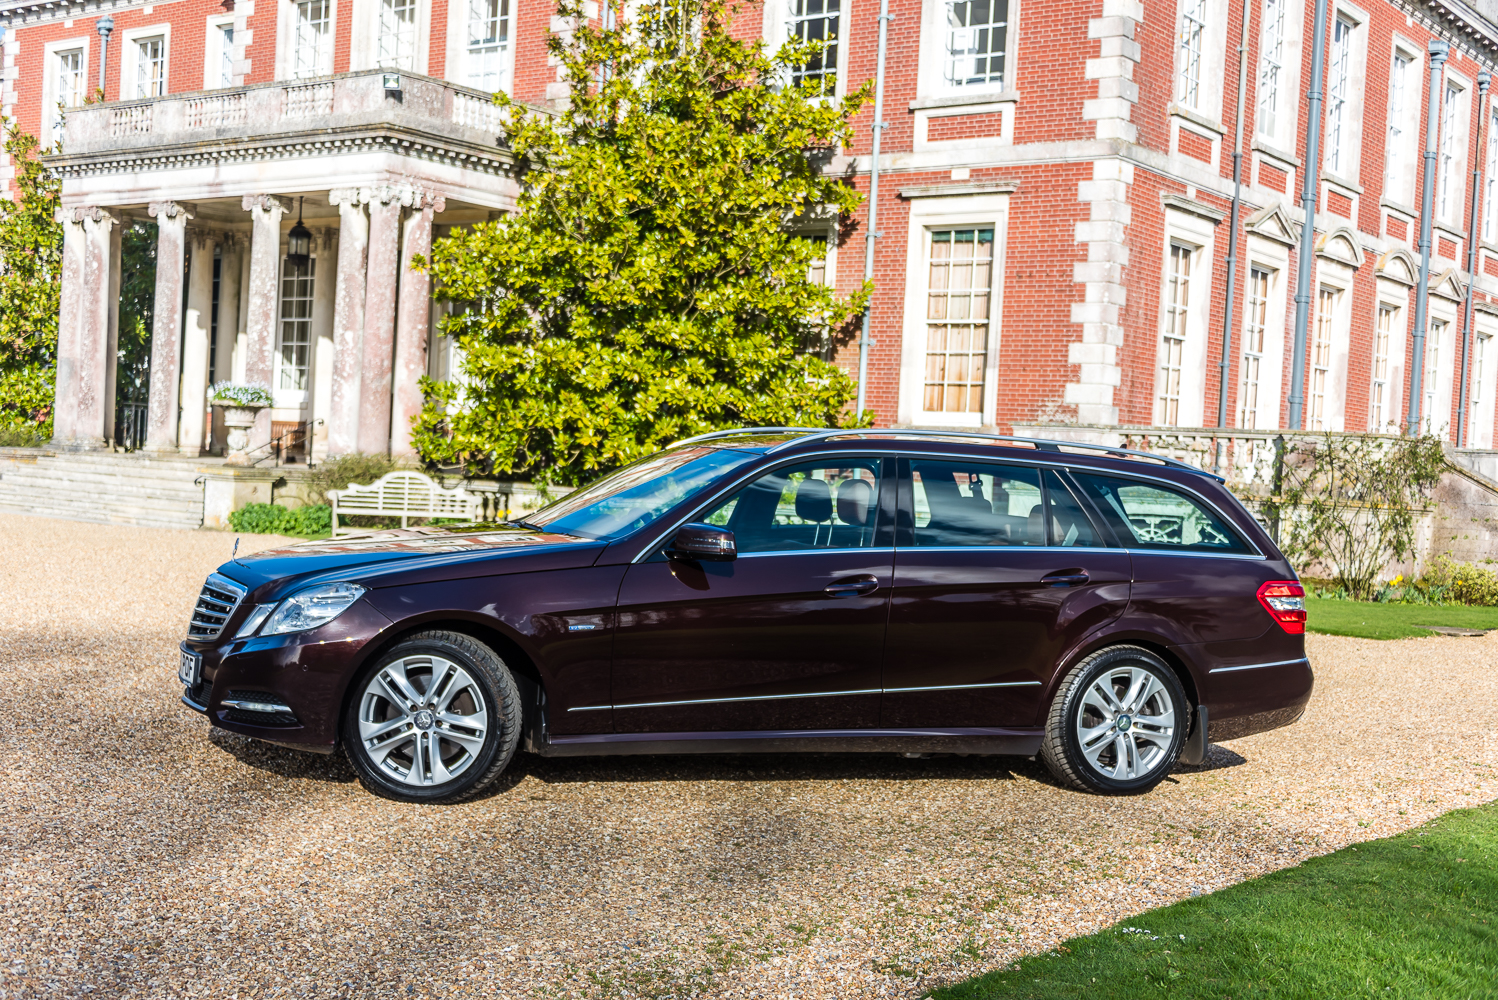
1071,472 -> 1253,554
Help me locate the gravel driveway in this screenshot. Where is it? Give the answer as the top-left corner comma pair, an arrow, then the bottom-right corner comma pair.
1,513 -> 1494,999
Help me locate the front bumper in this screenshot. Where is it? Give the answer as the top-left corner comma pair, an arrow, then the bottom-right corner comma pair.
179,599 -> 394,749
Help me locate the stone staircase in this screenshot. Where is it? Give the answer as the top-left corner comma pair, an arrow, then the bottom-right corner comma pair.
0,447 -> 213,530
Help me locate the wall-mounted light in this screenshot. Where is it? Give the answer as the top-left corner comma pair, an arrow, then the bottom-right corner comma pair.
285,197 -> 311,271
382,72 -> 402,93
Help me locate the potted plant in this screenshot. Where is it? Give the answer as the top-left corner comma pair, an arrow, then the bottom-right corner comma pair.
208,382 -> 274,464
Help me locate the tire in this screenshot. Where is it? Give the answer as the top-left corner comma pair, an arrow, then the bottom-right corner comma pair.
1039,645 -> 1188,795
343,630 -> 521,804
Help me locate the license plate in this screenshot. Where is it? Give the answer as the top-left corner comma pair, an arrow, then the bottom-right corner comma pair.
179,649 -> 202,687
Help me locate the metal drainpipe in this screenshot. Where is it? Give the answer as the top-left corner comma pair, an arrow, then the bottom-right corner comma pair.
96,16 -> 114,97
855,0 -> 892,419
1410,40 -> 1451,435
1288,0 -> 1332,431
1458,70 -> 1491,448
1215,0 -> 1252,474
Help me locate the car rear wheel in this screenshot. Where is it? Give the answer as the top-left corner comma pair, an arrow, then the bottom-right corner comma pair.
343,630 -> 521,803
1039,645 -> 1188,794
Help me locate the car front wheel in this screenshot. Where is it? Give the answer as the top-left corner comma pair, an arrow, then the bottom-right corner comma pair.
343,630 -> 521,803
1039,645 -> 1188,794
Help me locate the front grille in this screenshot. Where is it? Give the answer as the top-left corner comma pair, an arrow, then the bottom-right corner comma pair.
188,573 -> 247,640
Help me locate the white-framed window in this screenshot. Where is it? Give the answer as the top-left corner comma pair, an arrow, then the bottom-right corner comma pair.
1424,319 -> 1446,434
1473,334 -> 1489,434
54,48 -> 85,134
135,36 -> 167,98
1439,82 -> 1463,223
466,0 -> 510,93
1372,304 -> 1393,431
922,227 -> 995,415
42,38 -> 90,148
1324,16 -> 1353,175
1239,266 -> 1269,428
277,259 -> 316,398
218,25 -> 235,87
1485,109 -> 1498,242
1386,52 -> 1412,200
943,0 -> 1008,90
1310,286 -> 1340,431
1158,243 -> 1194,426
379,0 -> 419,69
1177,0 -> 1207,110
294,0 -> 334,78
1256,0 -> 1286,139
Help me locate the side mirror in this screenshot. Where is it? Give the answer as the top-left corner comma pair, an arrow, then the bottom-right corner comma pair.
666,522 -> 737,562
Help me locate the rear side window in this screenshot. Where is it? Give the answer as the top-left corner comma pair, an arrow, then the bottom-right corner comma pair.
1072,473 -> 1252,554
909,461 -> 1044,546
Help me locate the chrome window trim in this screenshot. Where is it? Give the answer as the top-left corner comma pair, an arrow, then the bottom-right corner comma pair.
1208,656 -> 1309,675
568,679 -> 1042,713
735,547 -> 896,559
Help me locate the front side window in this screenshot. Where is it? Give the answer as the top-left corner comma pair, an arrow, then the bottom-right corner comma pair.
1372,304 -> 1393,431
136,37 -> 166,98
277,259 -> 315,394
467,0 -> 510,92
943,0 -> 1008,90
1257,0 -> 1285,138
294,0 -> 333,78
1324,17 -> 1352,175
924,227 -> 993,414
699,459 -> 883,553
526,447 -> 757,540
1239,267 -> 1269,428
1072,473 -> 1251,553
788,0 -> 840,95
1158,243 -> 1192,426
1387,53 -> 1412,201
1177,0 -> 1206,109
379,0 -> 418,70
1311,286 -> 1338,431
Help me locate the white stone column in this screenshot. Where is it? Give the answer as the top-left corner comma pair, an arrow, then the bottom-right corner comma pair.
179,228 -> 216,456
309,228 -> 338,464
235,241 -> 252,383
357,185 -> 411,455
391,192 -> 444,459
327,189 -> 369,457
145,201 -> 194,452
51,206 -> 119,449
104,220 -> 123,444
242,194 -> 293,453
216,234 -> 242,386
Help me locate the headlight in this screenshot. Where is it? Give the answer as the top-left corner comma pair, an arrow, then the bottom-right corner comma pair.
261,582 -> 367,636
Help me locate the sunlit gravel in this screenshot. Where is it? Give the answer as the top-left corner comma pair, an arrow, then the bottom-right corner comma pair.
1,513 -> 1494,998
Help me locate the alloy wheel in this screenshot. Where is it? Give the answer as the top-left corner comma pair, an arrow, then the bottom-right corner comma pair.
357,654 -> 490,786
1073,664 -> 1177,781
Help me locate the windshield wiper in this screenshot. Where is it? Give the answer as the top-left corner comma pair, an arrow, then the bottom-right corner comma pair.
510,519 -> 545,531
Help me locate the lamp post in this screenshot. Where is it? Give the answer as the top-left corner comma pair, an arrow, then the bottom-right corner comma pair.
96,15 -> 114,97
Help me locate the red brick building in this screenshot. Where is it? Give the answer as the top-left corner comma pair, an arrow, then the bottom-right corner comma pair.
4,0 -> 1498,457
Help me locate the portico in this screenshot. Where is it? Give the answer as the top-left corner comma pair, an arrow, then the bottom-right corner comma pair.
44,69 -> 515,460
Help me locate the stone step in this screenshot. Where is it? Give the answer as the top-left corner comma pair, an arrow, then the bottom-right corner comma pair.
0,480 -> 204,515
0,494 -> 204,531
0,468 -> 206,503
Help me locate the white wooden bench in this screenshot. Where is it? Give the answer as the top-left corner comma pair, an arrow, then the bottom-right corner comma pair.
327,470 -> 485,536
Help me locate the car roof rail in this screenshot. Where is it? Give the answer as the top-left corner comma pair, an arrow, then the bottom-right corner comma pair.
669,427 -> 828,447
752,427 -> 1223,481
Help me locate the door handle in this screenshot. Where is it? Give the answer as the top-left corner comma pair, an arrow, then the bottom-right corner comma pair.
1040,570 -> 1090,588
825,575 -> 879,597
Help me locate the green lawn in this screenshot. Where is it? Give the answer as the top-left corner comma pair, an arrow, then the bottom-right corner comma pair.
1305,597 -> 1498,640
929,802 -> 1498,1000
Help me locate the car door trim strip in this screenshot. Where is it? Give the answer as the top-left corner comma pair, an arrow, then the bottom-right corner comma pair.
567,680 -> 1040,712
1207,656 -> 1310,674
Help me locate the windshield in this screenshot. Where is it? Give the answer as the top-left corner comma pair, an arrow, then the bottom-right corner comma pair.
522,447 -> 757,539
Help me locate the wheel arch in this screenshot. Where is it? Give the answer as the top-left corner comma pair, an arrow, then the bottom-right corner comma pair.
1047,633 -> 1202,720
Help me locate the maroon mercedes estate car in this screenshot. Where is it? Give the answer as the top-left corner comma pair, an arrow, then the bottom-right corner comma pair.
179,428 -> 1312,802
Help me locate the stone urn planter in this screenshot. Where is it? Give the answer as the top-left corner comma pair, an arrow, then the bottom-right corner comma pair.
208,383 -> 274,465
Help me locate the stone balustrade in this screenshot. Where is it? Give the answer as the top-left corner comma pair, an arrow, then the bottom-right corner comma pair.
60,69 -> 513,161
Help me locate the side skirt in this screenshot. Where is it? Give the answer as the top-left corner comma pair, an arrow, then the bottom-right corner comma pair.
536,728 -> 1044,758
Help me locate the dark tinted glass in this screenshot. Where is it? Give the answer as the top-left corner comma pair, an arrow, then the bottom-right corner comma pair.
910,460 -> 1042,546
1072,473 -> 1251,553
1042,470 -> 1106,548
700,459 -> 882,553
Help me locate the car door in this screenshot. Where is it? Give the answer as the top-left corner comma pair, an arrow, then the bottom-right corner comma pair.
880,458 -> 1132,729
610,456 -> 896,734
1068,471 -> 1274,648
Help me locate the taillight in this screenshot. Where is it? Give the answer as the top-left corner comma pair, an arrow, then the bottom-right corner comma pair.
1257,580 -> 1306,634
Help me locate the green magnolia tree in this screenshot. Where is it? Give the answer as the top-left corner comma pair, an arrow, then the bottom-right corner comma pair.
0,121 -> 62,440
413,0 -> 871,484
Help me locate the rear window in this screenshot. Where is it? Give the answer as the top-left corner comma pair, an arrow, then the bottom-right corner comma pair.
1071,473 -> 1252,554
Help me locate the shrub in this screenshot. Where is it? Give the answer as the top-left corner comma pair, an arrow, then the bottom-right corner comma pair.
228,503 -> 332,537
306,453 -> 402,506
0,425 -> 45,447
1418,555 -> 1498,606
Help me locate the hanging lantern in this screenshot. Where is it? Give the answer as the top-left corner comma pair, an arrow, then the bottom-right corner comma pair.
286,197 -> 312,271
